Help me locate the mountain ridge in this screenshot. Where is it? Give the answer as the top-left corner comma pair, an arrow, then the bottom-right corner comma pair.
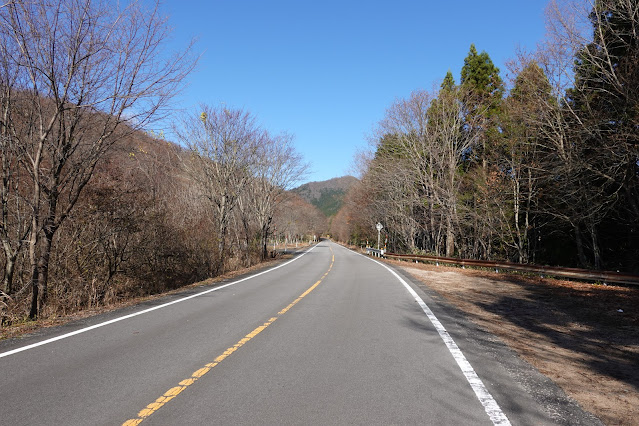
292,176 -> 358,217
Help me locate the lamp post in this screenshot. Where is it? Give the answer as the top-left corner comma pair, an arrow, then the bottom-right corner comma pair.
376,222 -> 383,250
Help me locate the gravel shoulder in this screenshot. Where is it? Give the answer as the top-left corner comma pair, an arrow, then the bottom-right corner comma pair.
389,258 -> 638,426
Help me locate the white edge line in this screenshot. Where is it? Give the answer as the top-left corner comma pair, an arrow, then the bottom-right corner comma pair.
351,247 -> 511,426
0,245 -> 318,359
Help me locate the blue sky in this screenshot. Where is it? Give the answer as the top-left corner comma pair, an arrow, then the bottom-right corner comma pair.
158,0 -> 550,185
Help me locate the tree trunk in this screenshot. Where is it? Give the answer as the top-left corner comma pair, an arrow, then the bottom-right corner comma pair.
3,253 -> 16,294
429,199 -> 436,253
1,230 -> 22,295
574,224 -> 588,268
261,228 -> 268,260
589,222 -> 602,270
216,196 -> 228,274
260,217 -> 272,261
217,215 -> 228,274
243,219 -> 252,266
445,218 -> 455,257
36,227 -> 55,314
435,220 -> 444,256
28,210 -> 40,319
28,261 -> 39,320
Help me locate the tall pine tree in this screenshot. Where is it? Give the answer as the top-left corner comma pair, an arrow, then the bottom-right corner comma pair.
459,44 -> 505,259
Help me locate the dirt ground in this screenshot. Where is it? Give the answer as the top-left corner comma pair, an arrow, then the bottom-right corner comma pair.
389,258 -> 639,426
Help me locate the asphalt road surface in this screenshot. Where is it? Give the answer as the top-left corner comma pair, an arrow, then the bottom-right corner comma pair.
0,241 -> 600,425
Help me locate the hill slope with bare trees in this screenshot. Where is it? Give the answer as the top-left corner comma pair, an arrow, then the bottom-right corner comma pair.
292,176 -> 358,217
0,0 -> 316,327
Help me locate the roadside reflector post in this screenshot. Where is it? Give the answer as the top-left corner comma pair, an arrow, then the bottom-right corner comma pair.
376,222 -> 383,250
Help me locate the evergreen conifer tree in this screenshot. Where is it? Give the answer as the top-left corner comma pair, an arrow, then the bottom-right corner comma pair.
441,70 -> 455,91
458,44 -> 506,258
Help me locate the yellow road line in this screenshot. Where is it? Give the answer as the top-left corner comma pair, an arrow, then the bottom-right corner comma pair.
123,248 -> 335,425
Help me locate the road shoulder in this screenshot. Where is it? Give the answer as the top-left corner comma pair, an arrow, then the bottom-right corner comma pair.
376,257 -> 605,426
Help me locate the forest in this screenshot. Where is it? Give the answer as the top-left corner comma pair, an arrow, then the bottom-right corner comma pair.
332,0 -> 639,273
0,0 -> 324,325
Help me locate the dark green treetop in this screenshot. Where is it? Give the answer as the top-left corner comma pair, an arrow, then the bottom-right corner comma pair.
441,70 -> 456,91
461,44 -> 504,100
510,61 -> 552,105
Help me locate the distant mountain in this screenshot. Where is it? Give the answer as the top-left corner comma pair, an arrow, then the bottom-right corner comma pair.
292,176 -> 358,217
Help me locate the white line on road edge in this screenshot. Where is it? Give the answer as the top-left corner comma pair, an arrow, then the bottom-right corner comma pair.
0,245 -> 319,359
352,246 -> 511,426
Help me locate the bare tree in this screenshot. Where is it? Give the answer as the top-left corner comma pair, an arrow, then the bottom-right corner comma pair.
493,55 -> 554,263
371,86 -> 480,256
370,91 -> 434,252
0,0 -> 195,318
539,0 -> 639,268
272,193 -> 326,246
245,131 -> 307,259
0,25 -> 30,297
177,105 -> 263,272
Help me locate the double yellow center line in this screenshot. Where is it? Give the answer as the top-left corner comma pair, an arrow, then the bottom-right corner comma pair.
123,247 -> 335,425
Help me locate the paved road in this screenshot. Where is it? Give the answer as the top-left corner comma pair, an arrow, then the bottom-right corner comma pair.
0,241 -> 599,425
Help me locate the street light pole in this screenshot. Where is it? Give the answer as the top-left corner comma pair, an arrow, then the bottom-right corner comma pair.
376,222 -> 383,250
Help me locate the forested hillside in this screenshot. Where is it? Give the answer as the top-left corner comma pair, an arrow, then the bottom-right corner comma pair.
293,176 -> 358,217
1,119 -> 322,325
333,0 -> 639,273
